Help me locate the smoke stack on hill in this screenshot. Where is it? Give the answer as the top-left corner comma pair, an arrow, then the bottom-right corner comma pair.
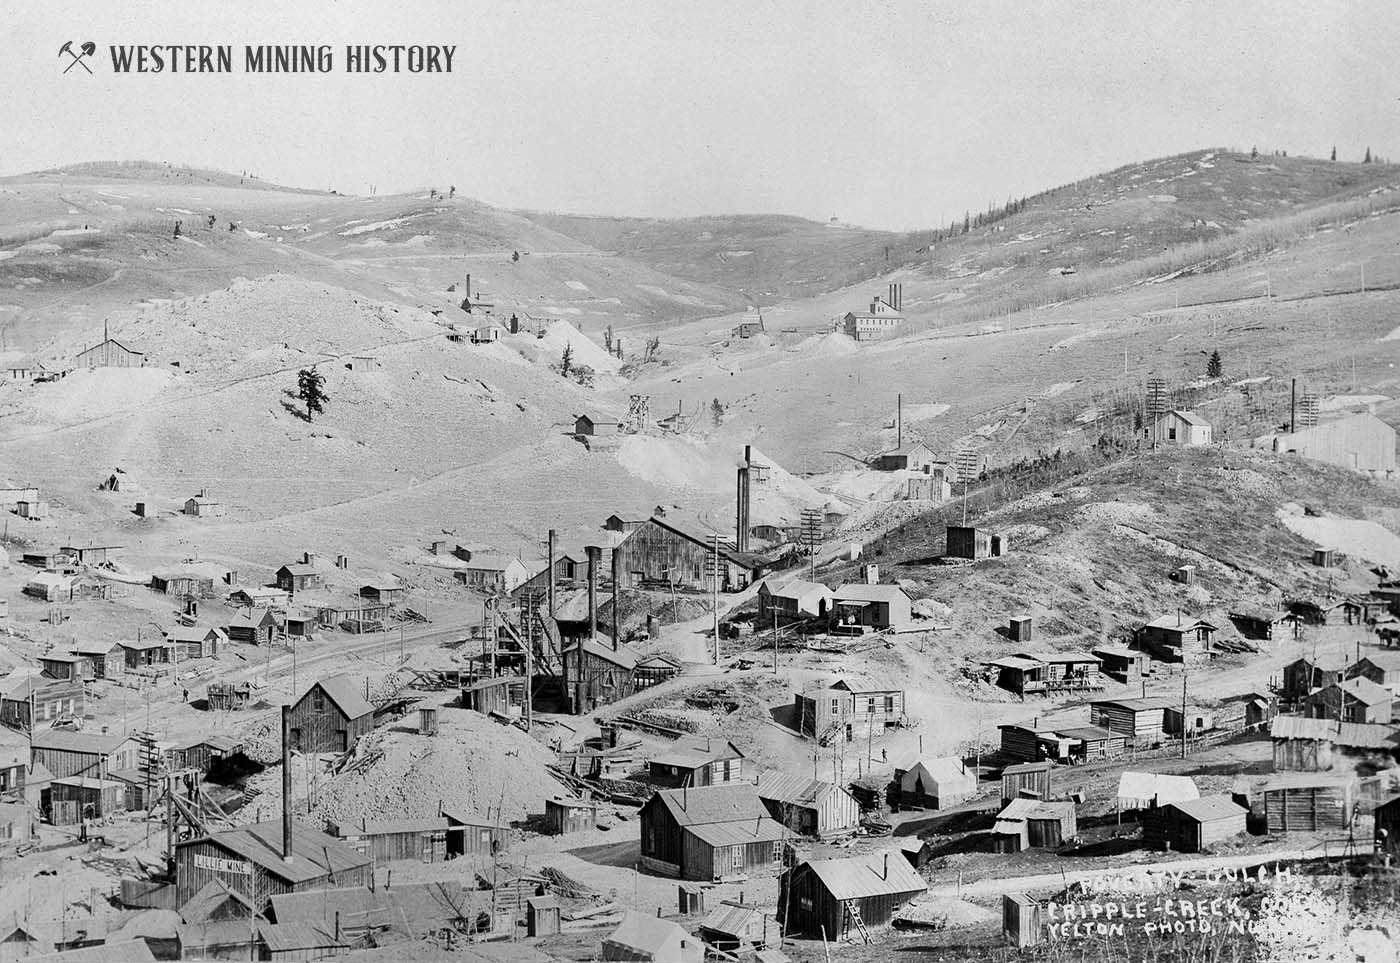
586,545 -> 601,640
281,703 -> 293,863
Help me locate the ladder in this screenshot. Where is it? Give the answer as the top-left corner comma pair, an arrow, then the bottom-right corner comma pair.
846,901 -> 871,944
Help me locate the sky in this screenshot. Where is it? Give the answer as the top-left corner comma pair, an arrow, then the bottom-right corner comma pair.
3,0 -> 1398,230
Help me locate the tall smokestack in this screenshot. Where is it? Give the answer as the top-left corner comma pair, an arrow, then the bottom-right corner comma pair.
738,446 -> 752,553
281,704 -> 293,863
585,546 -> 601,640
736,467 -> 746,553
610,543 -> 622,651
547,530 -> 557,618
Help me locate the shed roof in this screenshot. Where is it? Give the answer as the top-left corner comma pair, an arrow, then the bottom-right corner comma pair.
31,729 -> 132,755
1167,795 -> 1247,823
759,578 -> 831,602
651,784 -> 767,827
984,656 -> 1045,671
563,638 -> 640,671
1092,696 -> 1176,712
799,852 -> 927,901
756,772 -> 843,809
1334,676 -> 1392,705
258,922 -> 347,953
699,900 -> 771,939
1019,651 -> 1101,665
832,584 -> 914,604
1055,725 -> 1121,742
686,816 -> 786,848
1142,615 -> 1217,632
1269,716 -> 1400,749
28,941 -> 158,963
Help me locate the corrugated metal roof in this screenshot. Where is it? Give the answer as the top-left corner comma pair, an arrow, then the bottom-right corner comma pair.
686,816 -> 786,848
800,853 -> 928,901
757,772 -> 840,808
1167,795 -> 1247,823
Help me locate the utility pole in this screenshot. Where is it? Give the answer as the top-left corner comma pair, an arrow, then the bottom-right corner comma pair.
773,610 -> 779,674
711,535 -> 720,665
1181,670 -> 1188,761
896,394 -> 902,449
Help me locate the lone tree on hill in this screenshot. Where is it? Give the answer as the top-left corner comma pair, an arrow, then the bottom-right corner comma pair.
604,324 -> 614,354
711,398 -> 724,427
1207,349 -> 1223,379
559,342 -> 573,378
1331,146 -> 1337,162
297,368 -> 328,421
511,250 -> 520,263
1365,147 -> 1373,164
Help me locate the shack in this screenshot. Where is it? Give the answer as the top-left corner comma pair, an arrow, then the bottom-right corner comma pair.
1305,677 -> 1392,724
287,676 -> 375,754
441,806 -> 507,858
544,797 -> 600,835
48,776 -> 126,823
793,678 -> 906,741
1270,716 -> 1400,771
756,772 -> 861,838
1089,697 -> 1173,746
1135,615 -> 1216,662
171,735 -> 244,773
601,912 -> 704,963
31,729 -> 139,779
778,852 -> 927,939
562,639 -> 639,714
120,637 -> 174,669
992,798 -> 1077,852
945,526 -> 1007,560
830,584 -> 914,630
697,900 -> 780,953
69,642 -> 124,680
639,784 -> 776,880
1116,771 -> 1199,813
1228,608 -> 1293,642
1091,647 -> 1147,682
164,625 -> 227,660
461,676 -> 527,717
1143,796 -> 1248,853
1282,655 -> 1349,701
226,609 -> 280,645
757,579 -> 834,623
892,757 -> 977,810
1260,773 -> 1357,833
331,817 -> 448,863
647,736 -> 746,789
1000,761 -> 1052,806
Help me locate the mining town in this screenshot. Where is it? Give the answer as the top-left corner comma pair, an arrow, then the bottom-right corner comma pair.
2,3 -> 1400,961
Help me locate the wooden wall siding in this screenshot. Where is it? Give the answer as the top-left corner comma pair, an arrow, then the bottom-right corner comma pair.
1273,738 -> 1331,771
614,522 -> 753,591
1001,769 -> 1051,804
1264,785 -> 1354,833
682,836 -> 781,882
999,727 -> 1041,762
1376,803 -> 1400,853
34,743 -> 137,780
640,798 -> 684,867
1089,706 -> 1164,743
50,781 -> 124,818
287,687 -> 373,754
341,829 -> 447,863
780,869 -> 915,939
566,648 -> 636,714
762,792 -> 860,837
174,839 -> 372,906
1143,809 -> 1245,852
795,691 -> 904,737
446,823 -> 504,858
1026,811 -> 1076,848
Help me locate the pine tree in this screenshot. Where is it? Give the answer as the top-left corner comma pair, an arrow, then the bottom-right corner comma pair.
604,324 -> 614,354
1331,146 -> 1337,162
711,398 -> 724,427
559,343 -> 573,378
1365,147 -> 1373,164
511,250 -> 520,262
1250,146 -> 1258,159
1207,350 -> 1223,378
296,368 -> 328,421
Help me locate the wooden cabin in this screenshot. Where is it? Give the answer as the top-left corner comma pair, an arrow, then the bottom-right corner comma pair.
165,625 -> 227,660
945,526 -> 1007,560
1000,761 -> 1052,806
48,776 -> 126,823
226,608 -> 280,645
1270,716 -> 1400,771
0,674 -> 83,730
639,784 -> 777,880
31,729 -> 139,779
1229,608 -> 1293,642
563,639 -> 639,714
1143,796 -> 1247,852
1056,725 -> 1128,762
1089,697 -> 1173,746
38,654 -> 88,683
1164,705 -> 1216,736
778,852 -> 927,939
287,676 -> 375,754
1346,652 -> 1400,692
758,579 -> 834,623
830,584 -> 915,630
756,772 -> 861,838
331,817 -> 448,863
992,799 -> 1077,852
69,642 -> 124,680
1135,615 -> 1216,662
793,678 -> 906,741
1091,646 -> 1147,681
892,757 -> 977,810
544,797 -> 600,835
1261,774 -> 1357,833
1281,655 -> 1348,702
697,900 -> 780,954
1304,677 -> 1392,725
441,807 -> 507,859
171,735 -> 244,773
648,736 -> 746,789
997,723 -> 1071,763
461,676 -> 526,717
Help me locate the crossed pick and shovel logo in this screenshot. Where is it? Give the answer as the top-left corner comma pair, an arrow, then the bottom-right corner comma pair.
60,40 -> 96,74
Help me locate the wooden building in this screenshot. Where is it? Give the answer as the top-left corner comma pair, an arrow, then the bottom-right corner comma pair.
997,723 -> 1073,763
871,441 -> 937,473
275,560 -> 324,594
945,526 -> 1007,560
1289,596 -> 1348,625
183,494 -> 226,517
697,900 -> 780,953
1146,410 -> 1212,446
164,625 -> 226,660
612,516 -> 773,593
31,729 -> 138,779
120,637 -> 174,669
601,913 -> 704,963
1135,615 -> 1216,662
38,654 -> 88,683
1003,893 -> 1043,949
59,542 -> 120,566
358,582 -> 405,604
226,609 -> 280,645
563,639 -> 639,714
634,654 -> 684,690
757,579 -> 834,623
440,806 -> 507,858
1000,761 -> 1052,806
1229,608 -> 1294,642
0,673 -> 84,729
0,742 -> 28,796
793,678 -> 906,741
1345,652 -> 1400,693
892,757 -> 977,811
544,797 -> 600,835
461,676 -> 526,717
683,816 -> 787,882
1164,705 -> 1216,736
151,571 -> 216,597
171,735 -> 244,773
48,776 -> 125,823
1375,795 -> 1400,854
527,896 -> 561,938
228,586 -> 289,609
1269,412 -> 1397,476
174,819 -> 372,906
1143,796 -> 1247,852
23,571 -> 78,602
574,415 -> 620,437
1304,677 -> 1392,724
779,852 -> 927,939
830,584 -> 914,630
75,336 -> 144,369
287,676 -> 375,754
1282,655 -> 1347,703
1261,774 -> 1357,833
331,817 -> 448,863
1089,697 -> 1174,746
1269,716 -> 1400,771
454,553 -> 530,595
648,736 -> 746,789
992,798 -> 1077,852
1056,725 -> 1128,762
259,922 -> 350,961
639,784 -> 775,879
756,772 -> 861,838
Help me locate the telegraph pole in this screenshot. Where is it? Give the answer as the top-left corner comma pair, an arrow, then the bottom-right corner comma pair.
710,535 -> 720,665
1181,670 -> 1188,760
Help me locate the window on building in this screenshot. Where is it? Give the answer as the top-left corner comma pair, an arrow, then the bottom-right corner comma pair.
800,896 -> 813,911
1168,427 -> 1178,440
772,841 -> 782,860
884,695 -> 895,713
830,699 -> 839,715
722,760 -> 732,781
732,847 -> 743,869
866,697 -> 876,715
313,689 -> 325,711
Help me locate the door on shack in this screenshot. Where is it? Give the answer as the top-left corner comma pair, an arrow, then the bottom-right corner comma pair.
337,729 -> 348,752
